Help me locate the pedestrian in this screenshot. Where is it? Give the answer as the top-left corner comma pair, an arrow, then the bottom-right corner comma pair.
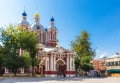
63,71 -> 66,77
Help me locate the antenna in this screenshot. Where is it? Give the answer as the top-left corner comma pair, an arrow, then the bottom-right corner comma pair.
24,5 -> 26,11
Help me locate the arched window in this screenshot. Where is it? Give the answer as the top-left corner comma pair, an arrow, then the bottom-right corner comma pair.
52,32 -> 55,40
37,26 -> 40,30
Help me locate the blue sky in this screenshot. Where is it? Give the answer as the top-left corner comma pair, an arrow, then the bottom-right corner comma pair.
0,0 -> 120,58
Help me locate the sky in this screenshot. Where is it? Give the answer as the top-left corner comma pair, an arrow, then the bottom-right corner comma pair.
0,0 -> 120,58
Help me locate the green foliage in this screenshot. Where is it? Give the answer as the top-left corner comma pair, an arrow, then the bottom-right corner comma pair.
21,51 -> 32,68
0,50 -> 4,75
17,27 -> 38,52
17,26 -> 39,76
0,47 -> 3,68
71,30 -> 95,58
0,25 -> 39,76
81,56 -> 92,64
81,63 -> 93,72
71,30 -> 95,72
31,57 -> 39,67
74,55 -> 80,69
3,55 -> 22,74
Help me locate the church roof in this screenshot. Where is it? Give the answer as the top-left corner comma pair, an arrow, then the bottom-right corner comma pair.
43,47 -> 72,53
22,11 -> 27,16
50,16 -> 54,21
48,25 -> 57,31
19,20 -> 29,26
31,22 -> 45,31
43,48 -> 54,52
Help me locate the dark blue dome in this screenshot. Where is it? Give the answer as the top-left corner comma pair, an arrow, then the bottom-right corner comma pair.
50,17 -> 54,21
22,11 -> 27,16
45,28 -> 47,31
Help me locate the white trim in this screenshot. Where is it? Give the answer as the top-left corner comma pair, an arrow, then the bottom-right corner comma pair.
66,74 -> 75,77
56,59 -> 66,65
45,74 -> 56,77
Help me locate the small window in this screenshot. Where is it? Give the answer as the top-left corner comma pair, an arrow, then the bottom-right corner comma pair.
111,62 -> 114,66
37,26 -> 40,30
115,61 -> 118,66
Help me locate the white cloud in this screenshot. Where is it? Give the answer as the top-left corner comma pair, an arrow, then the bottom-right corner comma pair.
99,52 -> 107,59
94,51 -> 108,59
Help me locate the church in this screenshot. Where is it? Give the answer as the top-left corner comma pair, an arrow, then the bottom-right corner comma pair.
4,11 -> 75,77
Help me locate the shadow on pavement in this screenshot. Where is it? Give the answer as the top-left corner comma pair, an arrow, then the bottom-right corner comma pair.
0,76 -> 109,83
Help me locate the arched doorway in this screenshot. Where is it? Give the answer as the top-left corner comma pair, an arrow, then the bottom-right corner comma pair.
56,60 -> 66,76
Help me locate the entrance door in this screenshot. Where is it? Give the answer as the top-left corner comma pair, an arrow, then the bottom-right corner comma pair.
56,60 -> 66,76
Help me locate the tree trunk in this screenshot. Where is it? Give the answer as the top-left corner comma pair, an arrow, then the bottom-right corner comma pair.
13,69 -> 17,76
31,58 -> 35,76
32,65 -> 35,76
75,68 -> 78,77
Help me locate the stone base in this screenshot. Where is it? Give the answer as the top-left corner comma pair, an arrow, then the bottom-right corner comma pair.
45,74 -> 75,77
45,74 -> 57,77
3,73 -> 29,77
66,74 -> 75,77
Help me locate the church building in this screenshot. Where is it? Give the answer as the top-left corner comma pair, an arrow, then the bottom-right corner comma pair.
4,11 -> 75,77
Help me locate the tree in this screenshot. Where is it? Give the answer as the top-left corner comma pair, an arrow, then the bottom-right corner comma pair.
0,25 -> 21,76
74,55 -> 80,76
81,63 -> 93,72
0,25 -> 34,76
71,30 -> 95,74
21,51 -> 32,68
0,47 -> 4,75
17,26 -> 39,76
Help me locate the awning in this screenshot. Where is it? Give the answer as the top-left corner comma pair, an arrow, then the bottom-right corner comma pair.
107,69 -> 120,73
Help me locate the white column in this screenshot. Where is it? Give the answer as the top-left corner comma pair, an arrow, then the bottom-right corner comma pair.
21,68 -> 24,74
70,57 -> 71,71
73,57 -> 75,71
45,57 -> 48,71
19,48 -> 22,56
5,67 -> 9,74
69,56 -> 71,71
67,55 -> 69,71
5,68 -> 7,74
53,56 -> 54,71
48,57 -> 50,71
51,55 -> 53,71
54,55 -> 56,71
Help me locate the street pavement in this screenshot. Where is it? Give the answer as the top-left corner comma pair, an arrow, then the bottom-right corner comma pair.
0,77 -> 120,83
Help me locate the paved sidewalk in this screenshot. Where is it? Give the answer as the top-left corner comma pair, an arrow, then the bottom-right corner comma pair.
0,77 -> 120,83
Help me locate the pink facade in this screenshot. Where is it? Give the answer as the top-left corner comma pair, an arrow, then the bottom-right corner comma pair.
35,47 -> 75,77
15,11 -> 75,77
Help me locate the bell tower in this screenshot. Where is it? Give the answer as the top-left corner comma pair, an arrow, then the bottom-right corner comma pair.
46,17 -> 58,47
18,10 -> 30,30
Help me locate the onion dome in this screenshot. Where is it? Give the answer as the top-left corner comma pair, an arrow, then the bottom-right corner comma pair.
31,22 -> 45,31
48,25 -> 57,31
48,17 -> 57,30
34,12 -> 40,18
50,16 -> 54,21
19,20 -> 29,25
19,11 -> 29,25
22,11 -> 27,16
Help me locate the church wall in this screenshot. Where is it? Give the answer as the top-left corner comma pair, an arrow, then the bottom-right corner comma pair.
43,52 -> 75,77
